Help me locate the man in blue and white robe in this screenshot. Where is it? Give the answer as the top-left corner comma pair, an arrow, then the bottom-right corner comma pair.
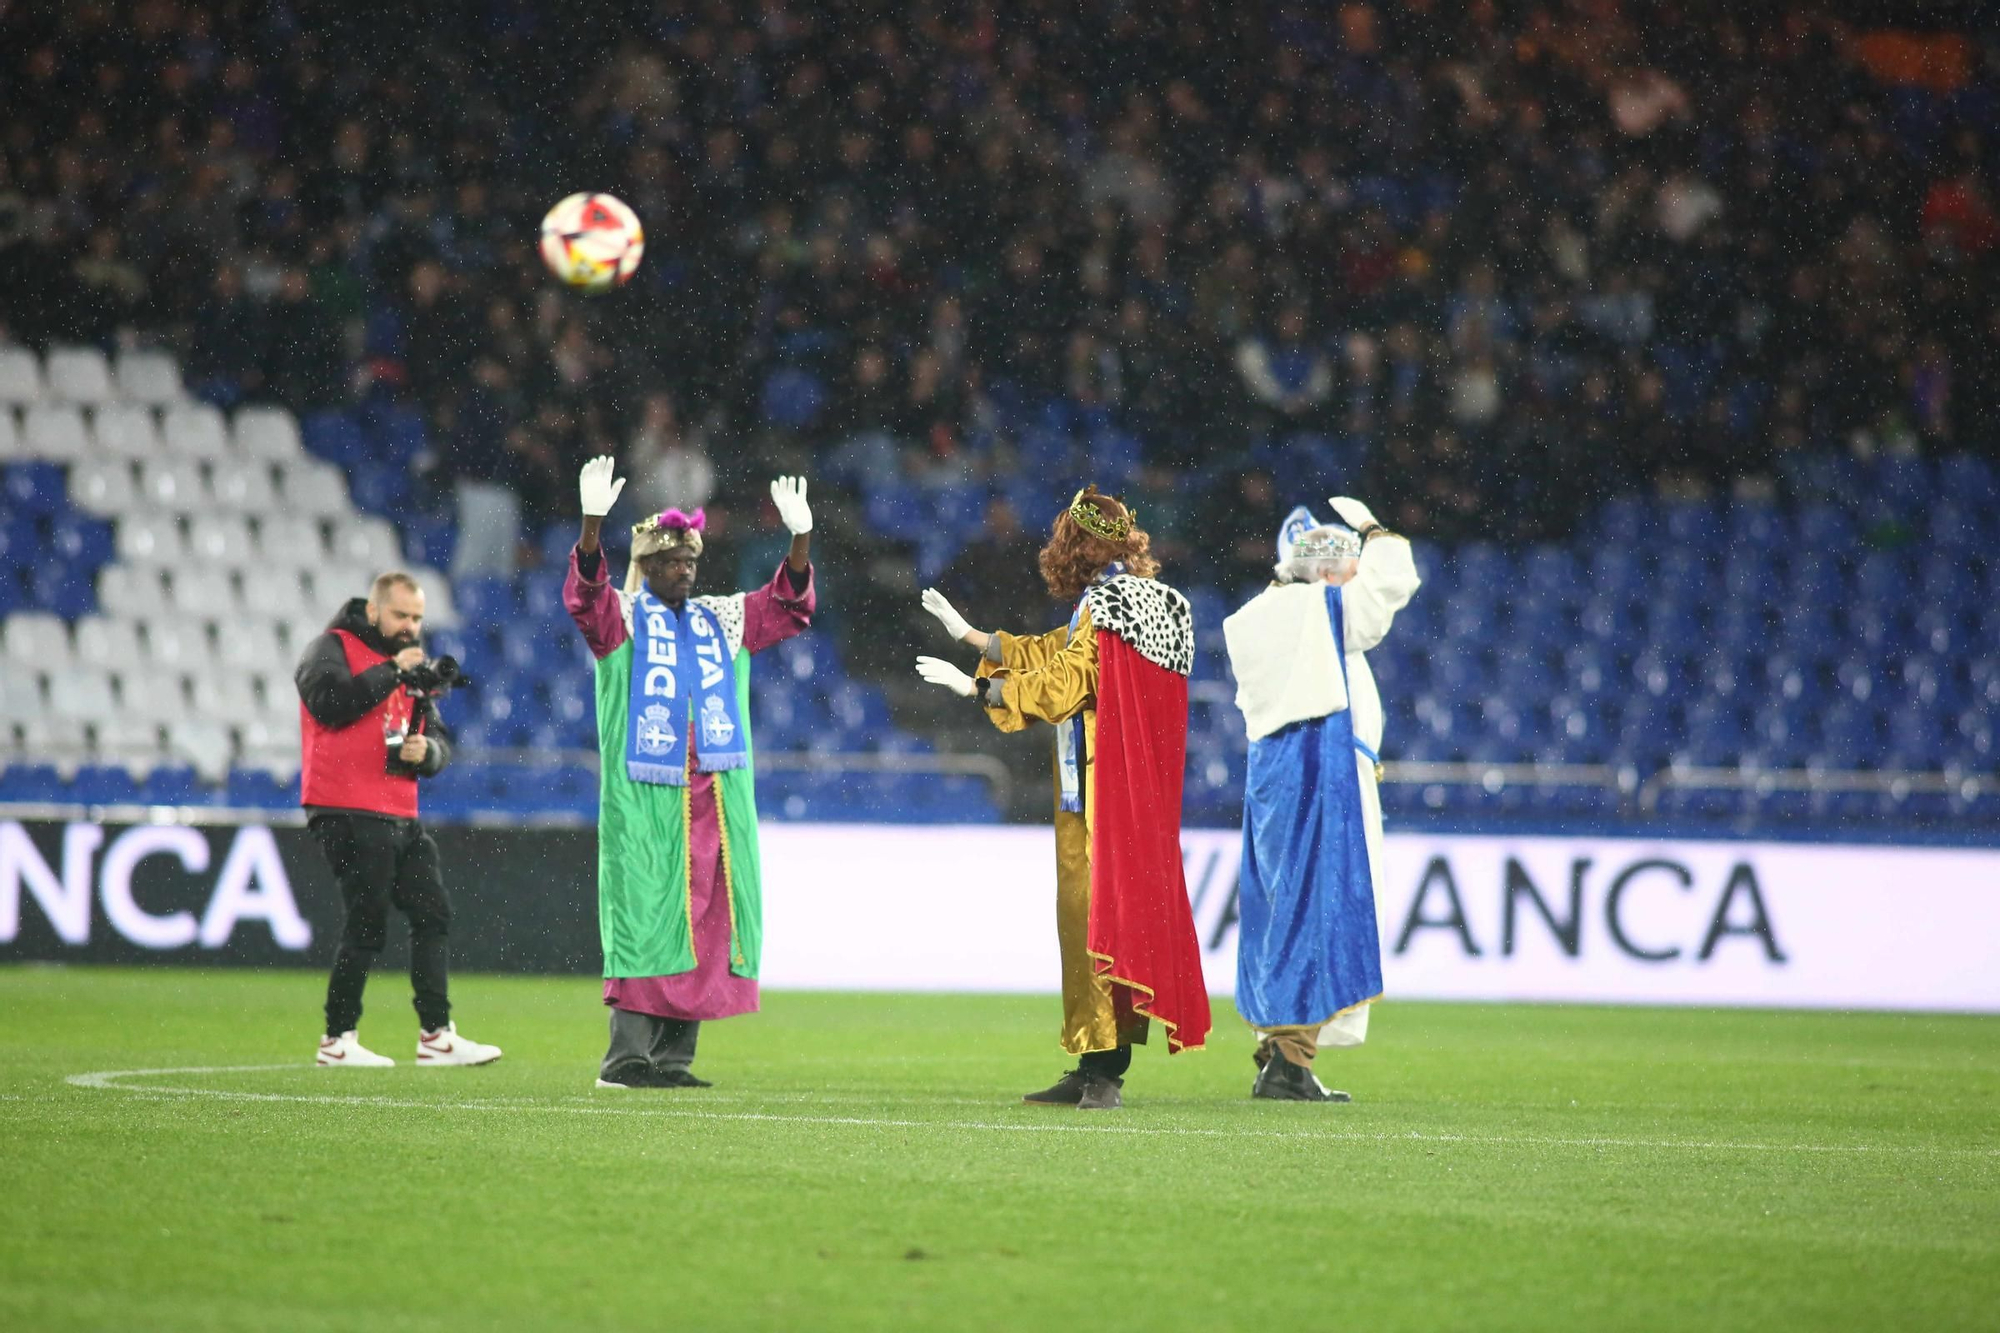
1222,496 -> 1420,1102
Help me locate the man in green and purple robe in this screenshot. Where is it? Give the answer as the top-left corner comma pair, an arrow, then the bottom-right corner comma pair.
564,456 -> 816,1089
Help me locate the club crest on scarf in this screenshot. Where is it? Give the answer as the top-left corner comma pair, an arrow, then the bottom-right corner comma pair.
625,588 -> 748,786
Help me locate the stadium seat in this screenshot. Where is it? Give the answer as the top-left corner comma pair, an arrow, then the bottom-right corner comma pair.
116,513 -> 188,564
166,717 -> 236,781
209,460 -> 279,511
0,347 -> 43,404
114,350 -> 185,406
22,405 -> 89,461
138,458 -> 210,511
48,668 -> 118,720
233,405 -> 303,460
166,567 -> 240,616
3,612 -> 73,668
162,404 -> 230,458
93,403 -> 163,458
68,458 -> 139,514
278,459 -> 350,515
239,566 -> 314,622
44,347 -> 114,405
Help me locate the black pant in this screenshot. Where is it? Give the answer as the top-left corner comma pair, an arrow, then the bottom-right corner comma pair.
1080,1045 -> 1132,1080
310,811 -> 452,1036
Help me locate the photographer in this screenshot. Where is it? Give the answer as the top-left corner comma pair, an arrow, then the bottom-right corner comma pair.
295,571 -> 501,1069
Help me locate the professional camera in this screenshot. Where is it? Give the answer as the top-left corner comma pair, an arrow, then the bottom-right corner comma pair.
398,655 -> 471,699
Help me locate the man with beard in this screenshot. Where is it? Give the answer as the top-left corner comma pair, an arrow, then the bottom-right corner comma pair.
295,571 -> 502,1069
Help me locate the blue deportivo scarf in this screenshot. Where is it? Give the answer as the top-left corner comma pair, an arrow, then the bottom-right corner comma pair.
625,589 -> 748,786
1057,562 -> 1125,813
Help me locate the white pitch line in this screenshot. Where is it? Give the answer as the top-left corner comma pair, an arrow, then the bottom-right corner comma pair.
61,1066 -> 2000,1159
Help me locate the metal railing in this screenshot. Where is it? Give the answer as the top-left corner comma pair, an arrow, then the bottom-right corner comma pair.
1637,765 -> 1998,813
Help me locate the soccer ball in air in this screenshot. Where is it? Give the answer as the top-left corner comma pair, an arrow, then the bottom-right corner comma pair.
539,193 -> 645,291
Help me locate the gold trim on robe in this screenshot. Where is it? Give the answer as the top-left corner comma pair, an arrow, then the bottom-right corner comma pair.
980,609 -> 1151,1056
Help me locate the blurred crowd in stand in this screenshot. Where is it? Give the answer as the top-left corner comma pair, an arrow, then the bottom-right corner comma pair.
4,0 -> 1999,627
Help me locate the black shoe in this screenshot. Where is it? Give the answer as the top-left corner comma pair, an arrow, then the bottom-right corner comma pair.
1252,1041 -> 1272,1072
1252,1050 -> 1351,1103
652,1067 -> 712,1088
1076,1074 -> 1123,1111
595,1060 -> 674,1089
1023,1068 -> 1092,1105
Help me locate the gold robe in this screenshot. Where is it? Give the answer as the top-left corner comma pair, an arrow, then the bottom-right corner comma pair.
979,608 -> 1151,1055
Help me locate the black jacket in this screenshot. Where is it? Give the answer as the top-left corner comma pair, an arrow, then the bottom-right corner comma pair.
294,598 -> 451,778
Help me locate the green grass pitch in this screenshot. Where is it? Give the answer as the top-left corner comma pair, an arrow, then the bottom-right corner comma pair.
1,967 -> 1995,1333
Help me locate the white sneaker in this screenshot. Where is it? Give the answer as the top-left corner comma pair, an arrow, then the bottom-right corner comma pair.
416,1022 -> 502,1067
317,1031 -> 395,1067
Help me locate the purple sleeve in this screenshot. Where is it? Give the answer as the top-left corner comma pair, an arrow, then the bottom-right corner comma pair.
564,545 -> 629,659
742,562 -> 816,655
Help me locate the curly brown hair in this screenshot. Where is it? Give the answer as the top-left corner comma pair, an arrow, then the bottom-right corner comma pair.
1037,485 -> 1161,602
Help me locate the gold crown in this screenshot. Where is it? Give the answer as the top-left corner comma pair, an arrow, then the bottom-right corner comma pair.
630,518 -> 703,558
1068,488 -> 1133,543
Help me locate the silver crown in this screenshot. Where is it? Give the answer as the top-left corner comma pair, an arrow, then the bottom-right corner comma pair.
1290,528 -> 1362,561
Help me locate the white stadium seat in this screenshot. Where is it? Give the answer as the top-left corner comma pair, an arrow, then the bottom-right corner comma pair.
277,458 -> 349,515
232,405 -> 302,460
48,667 -> 118,720
0,408 -> 22,460
188,666 -> 268,718
23,404 -> 89,461
162,404 -> 228,458
113,668 -> 191,724
3,612 -> 74,669
137,618 -> 212,671
166,566 -> 240,616
68,459 -> 139,515
186,513 -> 257,564
44,346 -> 115,404
216,620 -> 291,674
1,676 -> 47,727
166,717 -> 235,781
210,460 -> 278,511
16,713 -> 90,763
93,714 -> 165,765
115,513 -> 188,564
114,350 -> 184,405
72,617 -> 146,670
0,346 -> 44,404
253,519 -> 329,571
328,516 -> 404,568
137,457 -> 210,511
276,614 -> 326,656
97,564 -> 166,619
309,564 -> 378,607
93,404 -> 162,459
239,565 -> 314,621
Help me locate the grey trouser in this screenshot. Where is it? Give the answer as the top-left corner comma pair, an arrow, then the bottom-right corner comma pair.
601,1008 -> 700,1077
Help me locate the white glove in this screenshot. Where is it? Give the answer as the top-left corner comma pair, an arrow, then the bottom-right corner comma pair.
921,588 -> 974,642
915,655 -> 976,698
1327,495 -> 1379,531
580,455 -> 626,517
770,475 -> 813,534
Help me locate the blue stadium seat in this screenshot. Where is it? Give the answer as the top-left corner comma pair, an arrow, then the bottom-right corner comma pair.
69,764 -> 142,804
4,462 -> 67,515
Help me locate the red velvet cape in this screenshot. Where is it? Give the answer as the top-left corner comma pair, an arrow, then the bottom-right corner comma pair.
1086,628 -> 1212,1052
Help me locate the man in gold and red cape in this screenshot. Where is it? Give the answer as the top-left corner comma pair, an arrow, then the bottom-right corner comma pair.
915,485 -> 1210,1109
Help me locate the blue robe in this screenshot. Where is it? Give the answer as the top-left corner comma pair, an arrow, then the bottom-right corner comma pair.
1234,586 -> 1383,1028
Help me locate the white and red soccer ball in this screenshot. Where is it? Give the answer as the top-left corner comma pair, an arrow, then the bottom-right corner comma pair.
539,192 -> 645,291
